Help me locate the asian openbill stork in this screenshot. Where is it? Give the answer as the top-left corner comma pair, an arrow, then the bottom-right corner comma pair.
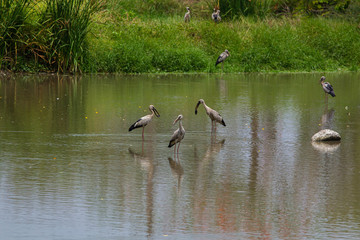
212,9 -> 221,23
168,114 -> 185,155
129,105 -> 160,140
184,7 -> 191,23
215,49 -> 230,71
320,76 -> 336,99
195,99 -> 226,132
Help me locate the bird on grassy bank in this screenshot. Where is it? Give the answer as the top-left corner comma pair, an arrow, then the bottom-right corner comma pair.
184,7 -> 191,23
212,9 -> 221,23
320,76 -> 336,98
195,99 -> 226,132
129,105 -> 160,140
215,49 -> 230,71
168,115 -> 185,155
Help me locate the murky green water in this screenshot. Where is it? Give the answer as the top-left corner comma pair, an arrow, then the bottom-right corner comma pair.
1,73 -> 360,239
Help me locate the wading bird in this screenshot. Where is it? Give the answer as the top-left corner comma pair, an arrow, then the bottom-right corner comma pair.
320,76 -> 335,98
184,7 -> 191,23
168,114 -> 185,155
212,9 -> 221,23
215,49 -> 230,71
129,105 -> 160,140
195,99 -> 226,131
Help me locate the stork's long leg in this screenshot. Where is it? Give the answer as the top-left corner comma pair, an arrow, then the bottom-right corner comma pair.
177,142 -> 181,155
142,127 -> 145,140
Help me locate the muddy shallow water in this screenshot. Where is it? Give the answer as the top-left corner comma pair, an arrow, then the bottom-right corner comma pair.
0,73 -> 360,239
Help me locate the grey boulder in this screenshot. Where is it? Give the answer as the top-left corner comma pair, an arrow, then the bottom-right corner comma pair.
311,129 -> 341,142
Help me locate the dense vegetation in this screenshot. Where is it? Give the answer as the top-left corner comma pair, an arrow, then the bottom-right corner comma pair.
1,0 -> 360,73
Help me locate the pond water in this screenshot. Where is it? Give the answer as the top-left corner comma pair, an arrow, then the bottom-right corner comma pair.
0,73 -> 360,239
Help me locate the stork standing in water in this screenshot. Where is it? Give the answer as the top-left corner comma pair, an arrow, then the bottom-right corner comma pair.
195,99 -> 226,132
212,9 -> 221,23
215,49 -> 230,71
320,76 -> 336,100
168,115 -> 185,155
129,105 -> 160,140
184,7 -> 191,23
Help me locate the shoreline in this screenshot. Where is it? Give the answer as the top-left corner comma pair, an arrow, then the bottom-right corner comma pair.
1,70 -> 358,77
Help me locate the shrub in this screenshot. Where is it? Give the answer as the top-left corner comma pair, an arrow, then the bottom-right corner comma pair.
41,0 -> 102,73
0,0 -> 32,69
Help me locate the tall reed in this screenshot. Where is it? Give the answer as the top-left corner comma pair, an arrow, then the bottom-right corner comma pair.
0,0 -> 31,69
41,0 -> 101,73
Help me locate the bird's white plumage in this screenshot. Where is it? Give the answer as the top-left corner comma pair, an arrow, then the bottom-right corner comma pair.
195,99 -> 226,128
184,7 -> 190,22
212,9 -> 221,23
320,76 -> 335,97
168,115 -> 185,152
215,49 -> 230,66
129,105 -> 160,139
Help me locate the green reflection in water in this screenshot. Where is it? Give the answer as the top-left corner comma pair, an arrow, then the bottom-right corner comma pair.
0,73 -> 360,239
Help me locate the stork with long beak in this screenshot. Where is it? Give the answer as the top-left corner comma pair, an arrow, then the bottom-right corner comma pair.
168,114 -> 185,155
212,9 -> 221,23
129,105 -> 160,140
195,99 -> 226,132
184,7 -> 191,23
215,49 -> 230,71
320,76 -> 336,99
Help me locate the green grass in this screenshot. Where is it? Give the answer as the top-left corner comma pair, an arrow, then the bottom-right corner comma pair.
1,0 -> 360,73
41,0 -> 101,73
85,16 -> 360,73
0,0 -> 32,69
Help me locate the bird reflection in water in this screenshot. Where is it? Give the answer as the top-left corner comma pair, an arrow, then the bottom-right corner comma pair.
314,99 -> 339,153
199,138 -> 226,171
168,157 -> 184,193
320,108 -> 335,130
128,147 -> 151,171
128,144 -> 155,238
128,140 -> 154,171
209,138 -> 226,156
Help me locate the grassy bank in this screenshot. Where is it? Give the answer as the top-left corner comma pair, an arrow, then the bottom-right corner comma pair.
86,16 -> 360,73
1,0 -> 360,73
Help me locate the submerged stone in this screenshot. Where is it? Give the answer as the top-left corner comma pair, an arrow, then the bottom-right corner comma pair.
311,129 -> 341,142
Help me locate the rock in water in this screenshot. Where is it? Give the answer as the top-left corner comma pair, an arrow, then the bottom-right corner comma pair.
311,129 -> 341,142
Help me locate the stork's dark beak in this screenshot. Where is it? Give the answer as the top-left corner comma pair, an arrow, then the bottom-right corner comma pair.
153,107 -> 160,117
173,116 -> 180,125
195,101 -> 201,115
